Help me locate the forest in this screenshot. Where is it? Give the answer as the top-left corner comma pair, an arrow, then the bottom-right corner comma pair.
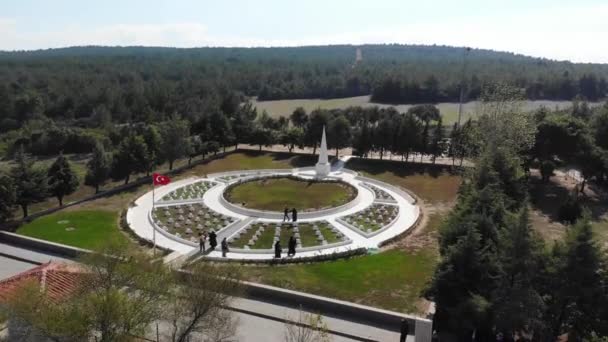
1,45 -> 607,133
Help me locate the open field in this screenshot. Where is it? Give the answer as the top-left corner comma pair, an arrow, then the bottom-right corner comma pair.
253,95 -> 602,125
346,158 -> 462,204
16,210 -> 126,249
225,177 -> 356,212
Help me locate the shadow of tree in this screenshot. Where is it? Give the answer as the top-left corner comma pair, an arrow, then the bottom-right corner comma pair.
529,175 -> 608,222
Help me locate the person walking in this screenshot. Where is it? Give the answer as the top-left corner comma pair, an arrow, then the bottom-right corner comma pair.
400,319 -> 409,342
291,208 -> 298,222
283,207 -> 290,222
288,236 -> 297,257
221,237 -> 229,257
274,240 -> 282,258
199,232 -> 207,253
209,230 -> 217,250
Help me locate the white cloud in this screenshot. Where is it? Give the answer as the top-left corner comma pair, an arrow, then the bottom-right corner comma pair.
0,3 -> 607,63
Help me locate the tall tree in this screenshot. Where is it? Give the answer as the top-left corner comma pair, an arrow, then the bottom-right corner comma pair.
47,153 -> 80,206
493,206 -> 546,338
303,110 -> 329,155
328,115 -> 352,157
10,148 -> 48,217
160,118 -> 190,170
0,173 -> 16,223
142,124 -> 164,174
430,116 -> 445,164
111,134 -> 150,184
85,142 -> 111,193
290,107 -> 308,128
280,127 -> 304,153
543,214 -> 608,340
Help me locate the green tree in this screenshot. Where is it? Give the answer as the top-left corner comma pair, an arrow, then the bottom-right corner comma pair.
426,228 -> 495,340
543,214 -> 608,340
303,110 -> 329,154
47,153 -> 80,206
373,117 -> 394,160
430,116 -> 445,164
328,115 -> 352,157
0,173 -> 16,223
85,142 -> 111,193
111,134 -> 150,184
10,148 -> 48,217
280,127 -> 304,153
142,124 -> 163,173
352,121 -> 372,157
209,111 -> 235,153
290,107 -> 308,128
160,119 -> 190,170
493,206 -> 546,338
249,125 -> 275,151
394,112 -> 422,162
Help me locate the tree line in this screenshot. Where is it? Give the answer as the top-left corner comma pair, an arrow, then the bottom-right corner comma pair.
1,45 -> 608,137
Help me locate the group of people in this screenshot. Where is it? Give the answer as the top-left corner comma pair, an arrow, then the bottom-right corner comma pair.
283,207 -> 298,222
274,235 -> 297,258
199,230 -> 229,257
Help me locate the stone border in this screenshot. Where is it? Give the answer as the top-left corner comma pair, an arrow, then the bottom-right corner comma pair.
224,220 -> 353,254
147,210 -> 241,248
336,203 -> 401,238
219,174 -> 361,220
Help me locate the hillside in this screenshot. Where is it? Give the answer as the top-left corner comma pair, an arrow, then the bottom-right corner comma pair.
0,45 -> 607,110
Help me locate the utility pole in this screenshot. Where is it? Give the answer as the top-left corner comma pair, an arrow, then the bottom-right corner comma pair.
457,47 -> 471,127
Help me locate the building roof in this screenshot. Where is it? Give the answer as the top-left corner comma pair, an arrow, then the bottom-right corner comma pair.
0,262 -> 83,302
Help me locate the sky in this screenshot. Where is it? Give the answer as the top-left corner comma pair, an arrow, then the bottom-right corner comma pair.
1,0 -> 607,63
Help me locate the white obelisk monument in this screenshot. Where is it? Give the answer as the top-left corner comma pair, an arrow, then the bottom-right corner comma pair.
315,126 -> 331,178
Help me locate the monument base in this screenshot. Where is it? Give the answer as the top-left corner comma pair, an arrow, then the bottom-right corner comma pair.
315,162 -> 331,178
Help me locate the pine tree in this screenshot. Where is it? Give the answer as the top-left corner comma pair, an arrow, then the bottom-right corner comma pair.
85,142 -> 111,193
47,153 -> 80,206
10,147 -> 48,217
493,206 -> 546,338
543,214 -> 608,340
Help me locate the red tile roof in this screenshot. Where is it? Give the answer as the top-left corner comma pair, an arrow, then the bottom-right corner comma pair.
0,262 -> 83,302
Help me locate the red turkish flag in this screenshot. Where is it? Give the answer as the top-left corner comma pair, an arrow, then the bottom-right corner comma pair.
153,173 -> 171,186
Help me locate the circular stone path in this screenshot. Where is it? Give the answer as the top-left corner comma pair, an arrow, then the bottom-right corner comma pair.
126,158 -> 420,261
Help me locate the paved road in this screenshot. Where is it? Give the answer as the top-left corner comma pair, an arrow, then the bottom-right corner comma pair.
0,242 -> 73,265
0,255 -> 36,280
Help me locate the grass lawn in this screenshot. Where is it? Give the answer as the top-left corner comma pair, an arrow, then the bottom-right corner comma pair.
225,177 -> 356,212
239,248 -> 437,313
16,210 -> 127,250
347,158 -> 461,204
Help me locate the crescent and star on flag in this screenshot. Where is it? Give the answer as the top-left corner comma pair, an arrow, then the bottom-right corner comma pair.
153,173 -> 171,186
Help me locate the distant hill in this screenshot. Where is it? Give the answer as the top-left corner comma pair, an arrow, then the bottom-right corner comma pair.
0,45 -> 606,113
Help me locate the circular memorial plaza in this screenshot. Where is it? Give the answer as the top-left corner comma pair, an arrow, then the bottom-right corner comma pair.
126,130 -> 420,261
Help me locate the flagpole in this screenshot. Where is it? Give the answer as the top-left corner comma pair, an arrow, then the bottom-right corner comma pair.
152,177 -> 156,257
